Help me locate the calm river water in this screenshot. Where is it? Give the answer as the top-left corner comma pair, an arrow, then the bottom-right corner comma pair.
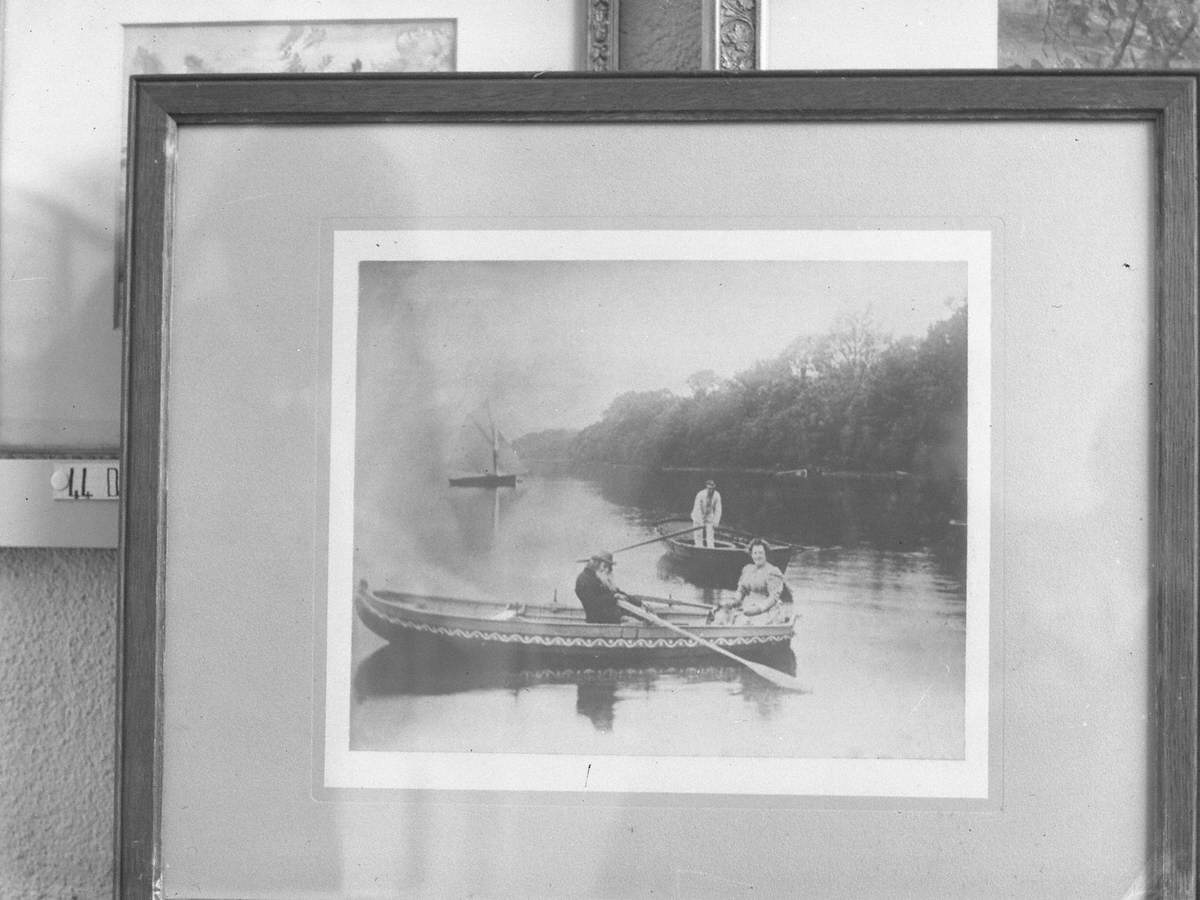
350,470 -> 966,760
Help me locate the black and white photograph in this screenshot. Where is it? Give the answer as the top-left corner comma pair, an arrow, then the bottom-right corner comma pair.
323,228 -> 991,796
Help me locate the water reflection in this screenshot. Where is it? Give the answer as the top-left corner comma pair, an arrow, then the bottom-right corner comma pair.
445,483 -> 514,552
575,680 -> 617,731
653,552 -> 729,601
354,638 -> 800,736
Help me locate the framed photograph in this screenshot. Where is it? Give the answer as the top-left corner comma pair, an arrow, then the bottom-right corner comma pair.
119,73 -> 1196,898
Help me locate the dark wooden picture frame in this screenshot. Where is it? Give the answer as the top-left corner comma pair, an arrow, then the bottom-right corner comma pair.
118,72 -> 1197,898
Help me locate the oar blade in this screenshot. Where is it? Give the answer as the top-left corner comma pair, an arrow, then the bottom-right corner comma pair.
618,598 -> 810,693
744,659 -> 811,693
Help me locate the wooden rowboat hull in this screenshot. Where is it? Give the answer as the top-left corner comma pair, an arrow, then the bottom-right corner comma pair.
354,587 -> 794,667
656,519 -> 795,583
664,538 -> 793,572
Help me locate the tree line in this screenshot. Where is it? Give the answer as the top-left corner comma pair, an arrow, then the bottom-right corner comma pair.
515,305 -> 967,481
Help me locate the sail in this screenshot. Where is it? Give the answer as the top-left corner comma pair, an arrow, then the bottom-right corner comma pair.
491,426 -> 526,475
448,407 -> 525,479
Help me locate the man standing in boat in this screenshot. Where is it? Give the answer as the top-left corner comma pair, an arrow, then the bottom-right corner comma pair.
691,479 -> 723,548
575,552 -> 644,624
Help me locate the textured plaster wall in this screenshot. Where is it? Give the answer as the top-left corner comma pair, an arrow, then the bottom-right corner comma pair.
0,549 -> 115,898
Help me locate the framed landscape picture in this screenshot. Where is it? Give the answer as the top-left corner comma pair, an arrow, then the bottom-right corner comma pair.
118,73 -> 1196,898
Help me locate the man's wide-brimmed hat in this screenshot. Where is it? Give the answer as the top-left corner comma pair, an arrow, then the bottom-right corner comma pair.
705,479 -> 716,487
591,551 -> 615,565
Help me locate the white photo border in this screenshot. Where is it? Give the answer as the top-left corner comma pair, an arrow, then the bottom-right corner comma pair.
323,228 -> 992,797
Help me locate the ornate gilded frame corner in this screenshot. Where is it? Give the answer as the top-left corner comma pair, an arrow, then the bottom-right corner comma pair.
586,0 -> 760,71
587,0 -> 618,72
717,0 -> 760,71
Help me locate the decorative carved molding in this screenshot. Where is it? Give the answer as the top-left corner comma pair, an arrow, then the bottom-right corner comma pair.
718,0 -> 759,71
587,0 -> 618,72
586,0 -> 756,72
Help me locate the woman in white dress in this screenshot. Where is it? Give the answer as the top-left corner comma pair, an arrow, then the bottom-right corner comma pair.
723,538 -> 790,625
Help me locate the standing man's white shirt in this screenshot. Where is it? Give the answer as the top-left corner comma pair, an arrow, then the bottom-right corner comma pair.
691,481 -> 722,547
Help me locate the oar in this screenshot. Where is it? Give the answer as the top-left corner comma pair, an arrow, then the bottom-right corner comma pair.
641,596 -> 716,612
715,524 -> 796,549
720,527 -> 822,554
617,599 -> 809,692
574,525 -> 702,562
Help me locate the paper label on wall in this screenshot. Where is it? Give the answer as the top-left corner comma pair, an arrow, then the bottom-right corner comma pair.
51,462 -> 120,501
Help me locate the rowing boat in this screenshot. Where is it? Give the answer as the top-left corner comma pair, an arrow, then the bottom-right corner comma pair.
655,517 -> 795,583
354,583 -> 795,666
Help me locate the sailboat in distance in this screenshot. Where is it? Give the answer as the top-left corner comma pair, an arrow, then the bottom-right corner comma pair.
448,406 -> 523,488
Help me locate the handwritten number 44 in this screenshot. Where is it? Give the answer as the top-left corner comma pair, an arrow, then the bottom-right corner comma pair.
62,466 -> 119,499
65,467 -> 93,499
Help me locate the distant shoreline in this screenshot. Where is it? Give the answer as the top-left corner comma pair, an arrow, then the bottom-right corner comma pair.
520,458 -> 963,483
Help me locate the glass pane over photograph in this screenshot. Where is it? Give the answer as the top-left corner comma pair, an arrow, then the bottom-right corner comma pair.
156,117 -> 1153,897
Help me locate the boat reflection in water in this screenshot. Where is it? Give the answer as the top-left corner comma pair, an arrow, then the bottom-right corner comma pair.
574,679 -> 617,731
353,637 -> 797,734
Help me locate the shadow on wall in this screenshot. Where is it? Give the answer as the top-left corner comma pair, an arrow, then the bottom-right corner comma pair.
1,170 -> 123,448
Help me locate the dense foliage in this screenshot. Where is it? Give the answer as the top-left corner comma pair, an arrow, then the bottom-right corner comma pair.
1001,0 -> 1200,68
516,306 -> 967,480
508,428 -> 579,462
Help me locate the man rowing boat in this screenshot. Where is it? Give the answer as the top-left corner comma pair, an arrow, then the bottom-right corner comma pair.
575,551 -> 645,624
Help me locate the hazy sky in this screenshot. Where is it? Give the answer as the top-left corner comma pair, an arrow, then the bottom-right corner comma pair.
358,259 -> 965,438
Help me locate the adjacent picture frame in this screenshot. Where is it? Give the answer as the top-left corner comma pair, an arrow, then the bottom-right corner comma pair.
118,72 -> 1197,898
587,0 -> 763,70
998,0 -> 1200,69
113,19 -> 459,325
